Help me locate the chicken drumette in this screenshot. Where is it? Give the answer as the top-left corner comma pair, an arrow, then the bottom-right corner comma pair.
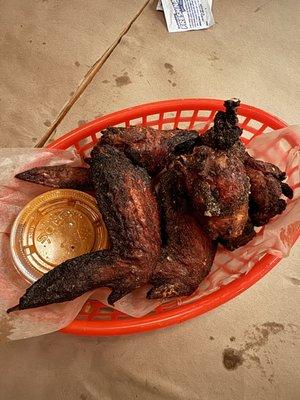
201,99 -> 293,228
173,144 -> 252,247
168,100 -> 253,249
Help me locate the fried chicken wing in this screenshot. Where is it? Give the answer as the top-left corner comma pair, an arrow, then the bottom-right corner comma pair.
191,98 -> 292,246
8,146 -> 161,312
173,145 -> 250,244
94,125 -> 199,175
183,100 -> 251,244
147,169 -> 216,299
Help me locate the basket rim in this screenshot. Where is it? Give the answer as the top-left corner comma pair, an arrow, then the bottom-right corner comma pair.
60,254 -> 281,336
47,98 -> 296,336
48,98 -> 288,150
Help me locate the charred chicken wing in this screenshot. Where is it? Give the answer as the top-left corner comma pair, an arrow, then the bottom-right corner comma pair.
147,169 -> 216,299
8,146 -> 161,312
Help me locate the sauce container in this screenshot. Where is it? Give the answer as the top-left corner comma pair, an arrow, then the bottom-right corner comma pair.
10,189 -> 108,282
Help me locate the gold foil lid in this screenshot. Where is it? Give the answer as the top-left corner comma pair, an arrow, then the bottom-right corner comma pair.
10,189 -> 108,283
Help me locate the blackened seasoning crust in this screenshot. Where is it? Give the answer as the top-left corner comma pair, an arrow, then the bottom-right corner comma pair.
15,126 -> 199,185
246,166 -> 292,226
174,146 -> 251,244
147,169 -> 216,299
96,125 -> 199,175
15,165 -> 92,189
8,146 -> 161,312
200,99 -> 242,150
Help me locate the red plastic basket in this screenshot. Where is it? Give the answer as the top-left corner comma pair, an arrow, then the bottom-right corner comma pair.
47,99 -> 296,336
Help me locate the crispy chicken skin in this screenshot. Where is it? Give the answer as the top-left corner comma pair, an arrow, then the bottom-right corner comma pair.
243,153 -> 293,225
200,99 -> 242,151
96,125 -> 199,175
8,146 -> 161,312
227,139 -> 293,227
190,98 -> 293,245
15,165 -> 92,189
15,126 -> 199,185
246,166 -> 293,226
173,146 -> 251,243
147,170 -> 216,299
219,219 -> 256,251
244,155 -> 286,180
175,99 -> 253,246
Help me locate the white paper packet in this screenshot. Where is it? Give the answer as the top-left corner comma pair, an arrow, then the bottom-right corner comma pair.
0,126 -> 299,340
157,0 -> 213,12
160,0 -> 214,32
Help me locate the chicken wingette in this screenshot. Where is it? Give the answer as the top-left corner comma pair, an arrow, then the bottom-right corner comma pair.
8,146 -> 161,312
